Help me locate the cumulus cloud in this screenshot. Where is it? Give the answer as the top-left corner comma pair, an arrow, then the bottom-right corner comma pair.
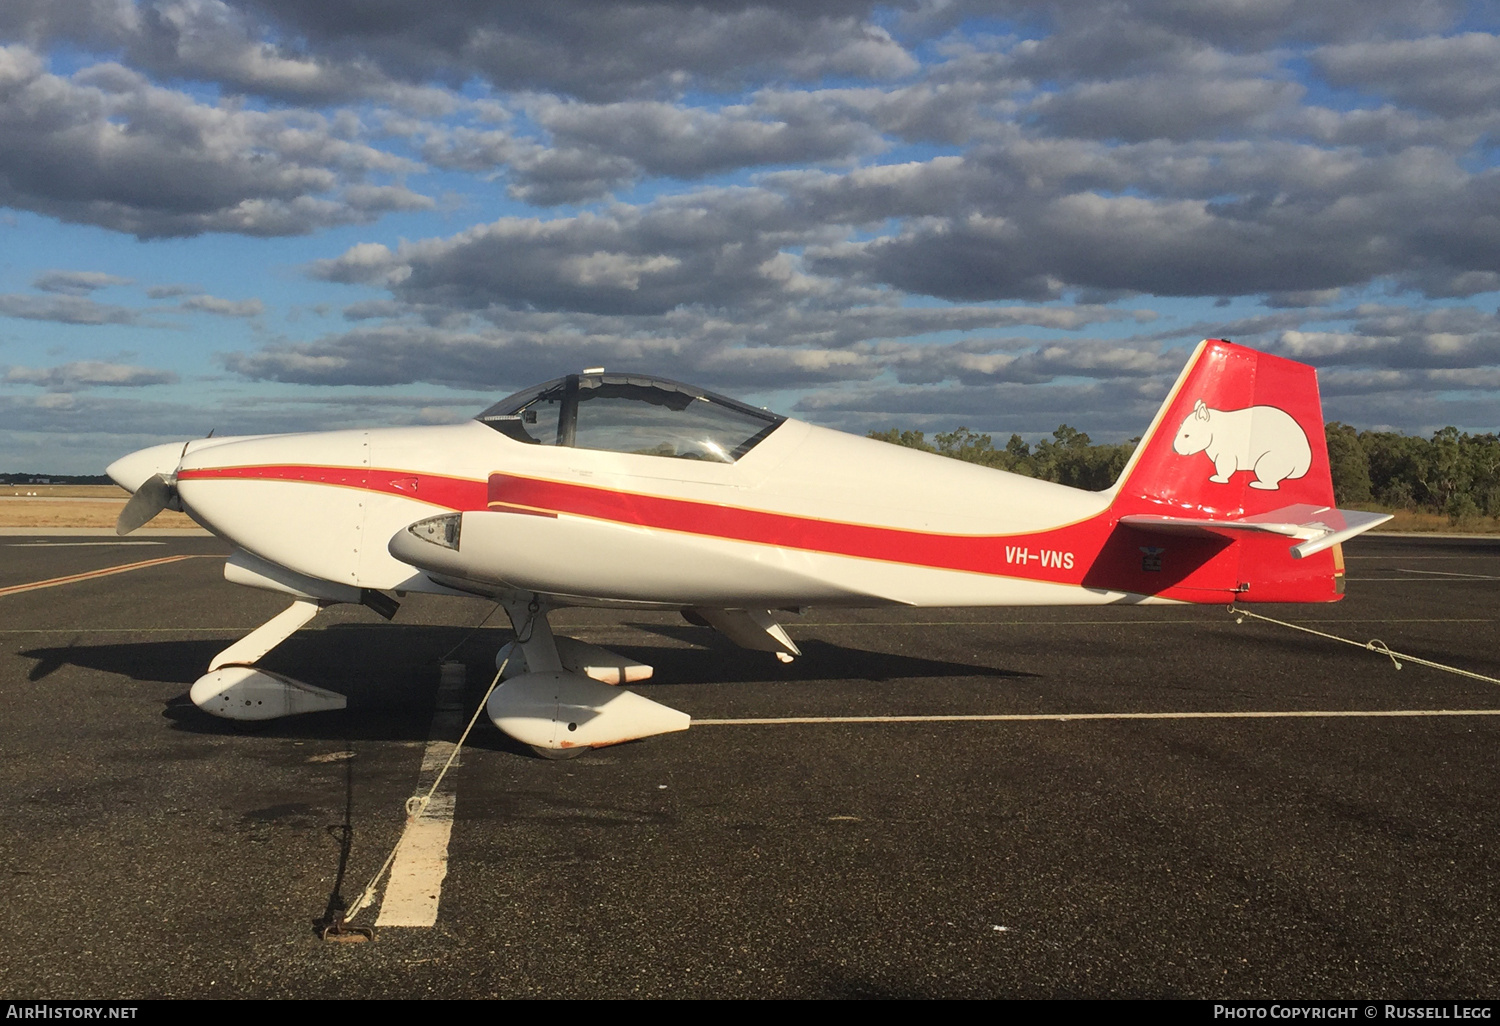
536,93 -> 880,174
217,297 -> 1174,400
229,1 -> 916,101
807,150 -> 1500,301
0,293 -> 143,324
5,1 -> 918,103
32,270 -> 133,295
0,0 -> 456,106
4,359 -> 179,389
309,192 -> 813,316
6,0 -> 1500,450
1317,33 -> 1500,117
416,91 -> 893,204
1271,305 -> 1500,369
924,0 -> 1463,55
178,294 -> 264,317
868,337 -> 1189,387
144,283 -> 201,299
1030,75 -> 1303,143
793,375 -> 1177,439
0,390 -> 476,469
0,0 -> 139,53
0,45 -> 432,238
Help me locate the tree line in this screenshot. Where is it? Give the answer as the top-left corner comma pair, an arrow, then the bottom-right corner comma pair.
1,473 -> 113,485
869,424 -> 1500,522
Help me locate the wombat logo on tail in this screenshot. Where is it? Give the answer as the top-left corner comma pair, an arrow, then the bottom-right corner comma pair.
1172,399 -> 1312,490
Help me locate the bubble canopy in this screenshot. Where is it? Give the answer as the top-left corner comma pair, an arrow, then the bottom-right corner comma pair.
476,372 -> 786,463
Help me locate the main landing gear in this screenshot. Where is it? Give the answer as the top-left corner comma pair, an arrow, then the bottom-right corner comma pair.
189,598 -> 348,720
188,591 -> 799,762
185,591 -> 691,758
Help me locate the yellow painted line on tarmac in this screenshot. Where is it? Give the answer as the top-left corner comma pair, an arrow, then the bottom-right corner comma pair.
0,554 -> 215,598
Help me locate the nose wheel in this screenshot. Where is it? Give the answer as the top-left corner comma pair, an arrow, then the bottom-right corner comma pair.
531,745 -> 589,761
489,593 -> 690,756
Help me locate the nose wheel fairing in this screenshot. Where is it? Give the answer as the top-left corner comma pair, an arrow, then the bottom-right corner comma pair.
486,670 -> 689,752
489,594 -> 690,753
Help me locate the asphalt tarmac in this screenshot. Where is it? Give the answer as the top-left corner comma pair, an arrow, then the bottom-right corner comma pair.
1,532 -> 1497,999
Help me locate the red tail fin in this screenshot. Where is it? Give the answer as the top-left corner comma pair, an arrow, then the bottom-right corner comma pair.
1111,339 -> 1334,519
1084,340 -> 1387,603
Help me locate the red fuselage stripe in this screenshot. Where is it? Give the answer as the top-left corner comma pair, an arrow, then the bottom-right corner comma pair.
175,463 -> 1102,578
170,463 -> 1331,601
486,473 -> 1104,579
177,464 -> 489,512
483,474 -> 1333,603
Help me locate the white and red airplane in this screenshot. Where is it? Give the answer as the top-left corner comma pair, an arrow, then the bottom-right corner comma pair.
108,339 -> 1388,756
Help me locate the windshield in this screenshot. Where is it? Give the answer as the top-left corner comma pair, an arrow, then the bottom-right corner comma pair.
477,373 -> 784,462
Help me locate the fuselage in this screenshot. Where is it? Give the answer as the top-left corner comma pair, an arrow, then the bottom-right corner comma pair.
136,417 -> 1154,609
109,348 -> 1354,611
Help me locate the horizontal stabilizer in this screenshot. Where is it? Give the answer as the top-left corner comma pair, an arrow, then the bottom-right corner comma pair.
1120,504 -> 1392,559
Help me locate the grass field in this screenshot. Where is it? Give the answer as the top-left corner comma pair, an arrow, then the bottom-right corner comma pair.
0,485 -> 199,529
1364,507 -> 1500,533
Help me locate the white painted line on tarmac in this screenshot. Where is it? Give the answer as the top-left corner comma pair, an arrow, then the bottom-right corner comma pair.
575,618 -> 1493,633
1345,554 -> 1500,559
694,708 -> 1500,726
376,661 -> 468,929
794,617 -> 1494,626
3,617 -> 1484,635
373,791 -> 455,929
1397,568 -> 1500,580
1348,577 -> 1500,582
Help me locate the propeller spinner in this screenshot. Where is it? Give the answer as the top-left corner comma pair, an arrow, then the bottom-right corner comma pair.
107,439 -> 191,535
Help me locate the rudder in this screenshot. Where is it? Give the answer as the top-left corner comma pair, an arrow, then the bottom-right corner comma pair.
1111,339 -> 1334,519
1092,339 -> 1386,603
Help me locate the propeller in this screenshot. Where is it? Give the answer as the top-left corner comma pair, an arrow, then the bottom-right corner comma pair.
116,473 -> 180,535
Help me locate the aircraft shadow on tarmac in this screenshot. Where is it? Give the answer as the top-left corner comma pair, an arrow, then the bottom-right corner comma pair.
611,621 -> 1039,686
17,624 -> 1037,747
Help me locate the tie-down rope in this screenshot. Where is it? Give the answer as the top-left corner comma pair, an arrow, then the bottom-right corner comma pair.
341,601 -> 528,927
1228,605 -> 1500,686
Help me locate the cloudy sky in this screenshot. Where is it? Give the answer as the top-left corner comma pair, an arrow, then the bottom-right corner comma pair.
2,0 -> 1497,473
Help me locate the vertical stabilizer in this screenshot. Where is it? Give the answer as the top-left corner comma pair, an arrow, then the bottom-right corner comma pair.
1090,339 -> 1388,604
1111,339 -> 1334,520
